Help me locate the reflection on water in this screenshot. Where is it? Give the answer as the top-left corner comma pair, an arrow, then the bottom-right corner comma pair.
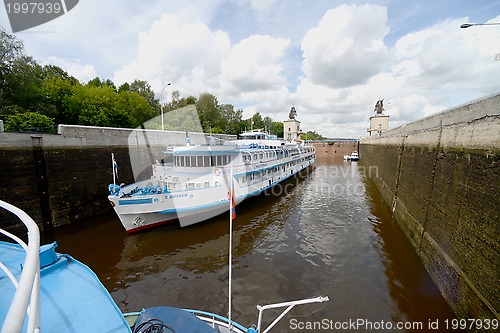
44,157 -> 457,331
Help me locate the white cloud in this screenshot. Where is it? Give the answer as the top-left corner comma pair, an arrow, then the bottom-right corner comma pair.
394,16 -> 500,94
295,10 -> 500,138
3,0 -> 498,138
113,13 -> 231,96
301,4 -> 391,89
249,0 -> 276,12
219,34 -> 289,96
46,56 -> 98,82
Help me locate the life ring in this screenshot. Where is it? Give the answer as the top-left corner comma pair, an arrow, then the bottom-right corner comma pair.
214,168 -> 221,176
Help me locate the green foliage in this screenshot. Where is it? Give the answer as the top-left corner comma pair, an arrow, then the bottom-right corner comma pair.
0,28 -> 325,138
5,111 -> 55,133
1,26 -> 25,99
300,130 -> 325,140
118,90 -> 157,127
129,79 -> 159,110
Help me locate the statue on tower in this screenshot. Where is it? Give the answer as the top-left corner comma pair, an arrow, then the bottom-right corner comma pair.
289,106 -> 297,119
374,99 -> 384,114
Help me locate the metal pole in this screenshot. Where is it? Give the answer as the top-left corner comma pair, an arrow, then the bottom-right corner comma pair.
228,162 -> 234,331
112,153 -> 116,185
160,83 -> 171,131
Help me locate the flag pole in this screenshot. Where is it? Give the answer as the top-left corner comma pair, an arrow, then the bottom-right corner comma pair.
111,153 -> 116,185
228,161 -> 233,330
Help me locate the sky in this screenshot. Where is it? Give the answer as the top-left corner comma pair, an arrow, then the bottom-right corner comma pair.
1,0 -> 500,138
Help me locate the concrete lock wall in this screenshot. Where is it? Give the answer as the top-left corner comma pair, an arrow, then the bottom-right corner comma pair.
0,125 -> 235,235
359,93 -> 500,322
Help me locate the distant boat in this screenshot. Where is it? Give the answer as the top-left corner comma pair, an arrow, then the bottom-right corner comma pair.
350,151 -> 359,161
343,154 -> 351,161
1,199 -> 328,333
108,130 -> 316,233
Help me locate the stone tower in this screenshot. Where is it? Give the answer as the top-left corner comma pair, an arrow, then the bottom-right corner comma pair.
283,106 -> 301,141
368,99 -> 389,137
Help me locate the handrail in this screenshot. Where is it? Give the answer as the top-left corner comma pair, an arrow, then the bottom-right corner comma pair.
0,200 -> 41,333
256,296 -> 329,333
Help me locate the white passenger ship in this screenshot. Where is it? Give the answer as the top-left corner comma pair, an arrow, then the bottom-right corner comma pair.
109,120 -> 315,233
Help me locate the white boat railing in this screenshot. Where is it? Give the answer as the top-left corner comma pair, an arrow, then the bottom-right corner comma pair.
256,296 -> 329,333
0,200 -> 41,333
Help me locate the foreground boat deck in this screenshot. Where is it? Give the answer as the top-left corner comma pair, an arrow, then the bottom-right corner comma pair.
0,241 -> 131,332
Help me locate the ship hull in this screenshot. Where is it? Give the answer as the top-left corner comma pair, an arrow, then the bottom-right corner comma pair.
109,160 -> 315,233
109,134 -> 316,232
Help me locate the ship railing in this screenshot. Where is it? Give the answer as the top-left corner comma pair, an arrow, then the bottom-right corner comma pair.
0,200 -> 41,333
256,296 -> 329,333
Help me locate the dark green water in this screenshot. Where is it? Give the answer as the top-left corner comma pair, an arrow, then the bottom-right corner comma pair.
44,157 -> 458,332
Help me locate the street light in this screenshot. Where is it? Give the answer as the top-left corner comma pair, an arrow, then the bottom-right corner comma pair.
460,22 -> 500,28
160,83 -> 171,131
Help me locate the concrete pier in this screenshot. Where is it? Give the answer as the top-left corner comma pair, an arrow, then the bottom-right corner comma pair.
360,93 -> 499,322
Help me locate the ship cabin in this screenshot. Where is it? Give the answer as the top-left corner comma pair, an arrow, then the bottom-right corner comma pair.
166,144 -> 314,170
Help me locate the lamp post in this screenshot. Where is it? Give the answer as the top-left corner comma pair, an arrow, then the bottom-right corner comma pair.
160,83 -> 171,131
460,22 -> 500,28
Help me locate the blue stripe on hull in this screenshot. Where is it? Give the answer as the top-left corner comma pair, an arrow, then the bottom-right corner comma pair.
156,162 -> 315,215
118,198 -> 153,205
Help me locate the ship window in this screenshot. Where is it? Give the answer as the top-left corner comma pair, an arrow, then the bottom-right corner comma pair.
186,157 -> 191,167
253,154 -> 257,160
205,182 -> 210,188
180,156 -> 185,167
216,155 -> 222,166
211,156 -> 216,167
190,156 -> 196,166
186,182 -> 194,189
197,156 -> 203,167
204,156 -> 210,167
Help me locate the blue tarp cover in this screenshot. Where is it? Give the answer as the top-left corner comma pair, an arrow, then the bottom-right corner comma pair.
134,306 -> 217,333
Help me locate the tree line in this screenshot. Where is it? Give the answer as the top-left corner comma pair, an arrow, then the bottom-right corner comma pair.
1,27 -> 324,139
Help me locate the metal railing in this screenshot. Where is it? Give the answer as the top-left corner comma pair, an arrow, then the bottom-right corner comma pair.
256,296 -> 329,333
0,200 -> 41,333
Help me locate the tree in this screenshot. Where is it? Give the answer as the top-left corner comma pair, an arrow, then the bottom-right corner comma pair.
300,130 -> 325,141
164,90 -> 197,111
4,111 -> 55,133
0,27 -> 25,100
196,93 -> 222,132
1,55 -> 46,113
129,79 -> 159,110
39,65 -> 79,124
118,90 -> 157,127
250,111 -> 264,130
118,82 -> 130,93
86,76 -> 102,87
